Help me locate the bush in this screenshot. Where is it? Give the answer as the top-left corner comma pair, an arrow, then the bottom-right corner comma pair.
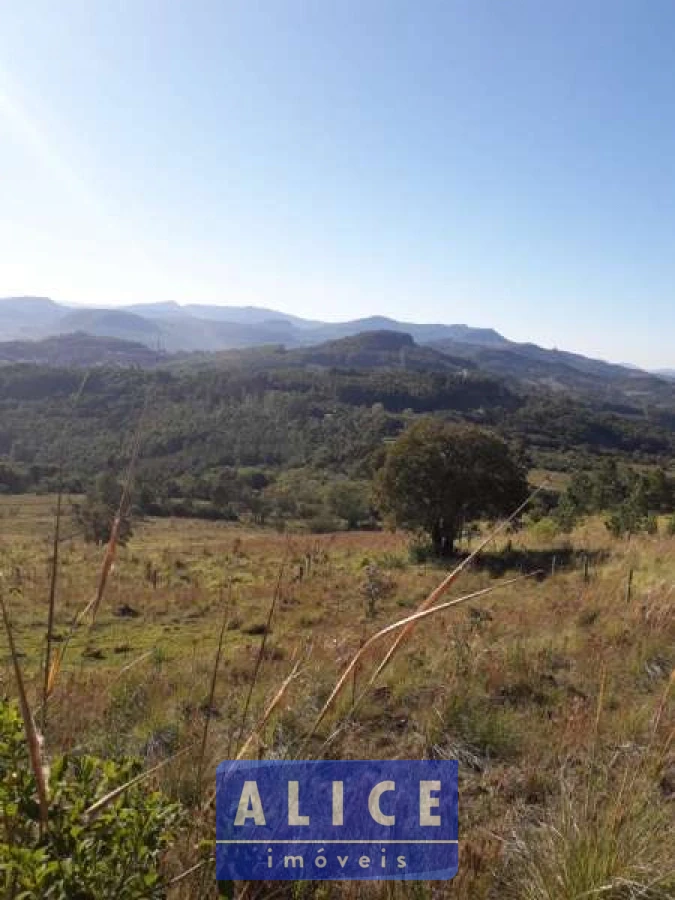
305,513 -> 342,534
441,693 -> 520,761
408,538 -> 436,564
498,763 -> 674,900
0,700 -> 182,899
360,564 -> 396,617
327,480 -> 370,529
528,517 -> 561,543
73,470 -> 133,545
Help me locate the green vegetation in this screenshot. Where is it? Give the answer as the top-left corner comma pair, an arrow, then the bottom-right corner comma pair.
375,418 -> 527,555
0,495 -> 672,899
74,469 -> 133,545
0,700 -> 180,898
0,344 -> 672,531
0,331 -> 672,899
549,460 -> 674,537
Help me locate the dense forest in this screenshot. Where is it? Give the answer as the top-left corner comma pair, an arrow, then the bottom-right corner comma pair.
1,331 -> 673,529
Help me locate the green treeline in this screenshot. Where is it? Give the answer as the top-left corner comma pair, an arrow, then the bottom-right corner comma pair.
0,362 -> 672,532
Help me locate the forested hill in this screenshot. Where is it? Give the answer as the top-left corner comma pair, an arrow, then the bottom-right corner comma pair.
1,325 -> 672,411
430,338 -> 674,405
2,295 -> 671,403
0,332 -> 167,367
192,330 -> 477,373
0,332 -> 672,501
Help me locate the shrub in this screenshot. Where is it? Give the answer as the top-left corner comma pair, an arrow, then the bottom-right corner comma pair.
327,480 -> 370,529
499,765 -> 674,900
0,700 -> 182,899
440,692 -> 521,761
408,538 -> 435,564
305,513 -> 342,534
360,564 -> 396,618
553,494 -> 580,532
528,517 -> 560,543
73,470 -> 133,545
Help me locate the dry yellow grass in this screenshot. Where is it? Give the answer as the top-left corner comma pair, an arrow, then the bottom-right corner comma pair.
0,494 -> 673,898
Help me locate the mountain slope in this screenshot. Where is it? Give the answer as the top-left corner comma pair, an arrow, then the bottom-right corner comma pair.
55,309 -> 162,344
204,330 -> 478,373
301,316 -> 508,347
428,338 -> 674,406
0,297 -> 511,350
0,333 -> 166,366
0,297 -> 671,408
0,296 -> 67,339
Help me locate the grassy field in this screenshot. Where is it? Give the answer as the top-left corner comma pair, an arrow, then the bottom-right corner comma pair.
0,494 -> 673,898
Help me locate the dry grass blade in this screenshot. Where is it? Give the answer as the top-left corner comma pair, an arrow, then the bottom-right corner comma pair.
624,667 -> 675,793
83,742 -> 195,823
109,649 -> 156,684
42,371 -> 90,733
46,393 -> 150,694
36,649 -> 158,718
88,393 -> 148,626
204,656 -> 304,808
230,561 -> 285,757
166,860 -> 208,887
118,648 -> 155,675
583,666 -> 607,819
364,482 -> 548,698
236,657 -> 302,760
0,587 -> 50,834
42,488 -> 62,732
196,588 -> 232,797
300,572 -> 539,753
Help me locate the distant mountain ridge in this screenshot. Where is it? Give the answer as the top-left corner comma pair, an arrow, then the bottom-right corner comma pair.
0,296 -> 511,351
0,297 -> 672,408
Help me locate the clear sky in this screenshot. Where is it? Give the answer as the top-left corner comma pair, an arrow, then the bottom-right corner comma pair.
1,1 -> 674,368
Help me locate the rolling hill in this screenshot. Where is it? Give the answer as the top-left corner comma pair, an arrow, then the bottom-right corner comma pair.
0,332 -> 166,367
429,338 -> 674,407
0,297 -> 672,410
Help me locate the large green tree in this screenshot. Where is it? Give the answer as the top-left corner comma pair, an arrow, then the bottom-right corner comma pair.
375,418 -> 528,556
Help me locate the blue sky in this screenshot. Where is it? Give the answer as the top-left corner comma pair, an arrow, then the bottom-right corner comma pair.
1,1 -> 674,368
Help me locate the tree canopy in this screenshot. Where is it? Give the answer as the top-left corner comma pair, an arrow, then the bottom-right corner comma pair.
375,418 -> 528,555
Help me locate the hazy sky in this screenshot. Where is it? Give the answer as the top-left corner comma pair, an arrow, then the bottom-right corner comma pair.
1,1 -> 674,367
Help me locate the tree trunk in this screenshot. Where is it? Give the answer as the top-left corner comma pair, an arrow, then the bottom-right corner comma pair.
431,521 -> 455,558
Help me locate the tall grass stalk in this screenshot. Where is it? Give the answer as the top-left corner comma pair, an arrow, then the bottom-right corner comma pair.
235,657 -> 302,761
46,394 -> 148,696
230,562 -> 285,757
88,393 -> 148,626
42,371 -> 89,733
501,669 -> 674,900
299,572 -> 538,754
0,587 -> 49,834
364,482 -> 548,703
196,587 -> 232,799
